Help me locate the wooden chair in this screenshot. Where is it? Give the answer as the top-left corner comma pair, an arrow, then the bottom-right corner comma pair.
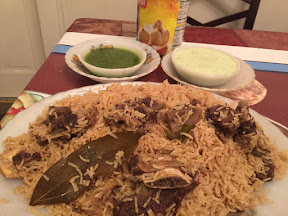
187,0 -> 261,30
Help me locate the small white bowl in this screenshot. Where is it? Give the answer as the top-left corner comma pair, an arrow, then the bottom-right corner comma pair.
171,46 -> 240,86
77,41 -> 146,78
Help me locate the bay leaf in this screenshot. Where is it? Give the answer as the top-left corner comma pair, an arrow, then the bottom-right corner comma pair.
30,131 -> 142,206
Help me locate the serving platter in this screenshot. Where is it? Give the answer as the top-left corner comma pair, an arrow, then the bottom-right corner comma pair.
0,82 -> 287,216
65,38 -> 161,83
161,51 -> 256,93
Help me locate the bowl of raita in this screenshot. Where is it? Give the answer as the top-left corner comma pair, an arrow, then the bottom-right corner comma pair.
172,46 -> 240,86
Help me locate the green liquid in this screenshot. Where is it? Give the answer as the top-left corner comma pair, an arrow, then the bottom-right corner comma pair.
84,47 -> 140,69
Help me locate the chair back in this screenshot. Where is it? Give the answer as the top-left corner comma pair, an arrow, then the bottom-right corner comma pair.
187,0 -> 261,30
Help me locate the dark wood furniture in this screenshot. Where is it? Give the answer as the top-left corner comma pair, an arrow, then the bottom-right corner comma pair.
187,0 -> 261,30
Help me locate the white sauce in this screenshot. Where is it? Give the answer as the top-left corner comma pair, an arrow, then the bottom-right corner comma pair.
174,47 -> 238,75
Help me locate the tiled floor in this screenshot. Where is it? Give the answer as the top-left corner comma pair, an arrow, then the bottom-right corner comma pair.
0,99 -> 15,120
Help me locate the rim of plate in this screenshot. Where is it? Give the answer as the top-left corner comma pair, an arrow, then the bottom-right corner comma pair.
65,38 -> 161,83
161,52 -> 256,93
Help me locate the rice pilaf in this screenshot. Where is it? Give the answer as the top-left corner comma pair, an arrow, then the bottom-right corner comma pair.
0,81 -> 287,216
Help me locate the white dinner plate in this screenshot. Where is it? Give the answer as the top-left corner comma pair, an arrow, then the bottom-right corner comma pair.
0,82 -> 287,216
65,39 -> 160,83
161,50 -> 256,93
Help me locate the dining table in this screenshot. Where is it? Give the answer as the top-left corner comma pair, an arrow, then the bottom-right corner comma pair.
1,18 -> 288,136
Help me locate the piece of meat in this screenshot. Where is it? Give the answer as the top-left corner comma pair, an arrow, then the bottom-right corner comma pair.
166,110 -> 180,133
190,99 -> 201,106
141,97 -> 152,106
166,106 -> 202,134
235,101 -> 256,135
185,107 -> 202,126
12,151 -> 41,166
251,146 -> 271,157
47,106 -> 78,131
147,176 -> 189,189
113,182 -> 198,216
36,107 -> 81,145
128,155 -> 184,176
135,98 -> 165,119
206,101 -> 256,138
140,168 -> 193,189
128,155 -> 144,176
237,121 -> 256,135
206,105 -> 238,135
235,101 -> 250,123
84,108 -> 98,127
105,118 -> 125,129
36,135 -> 49,146
105,98 -> 164,131
255,163 -> 274,181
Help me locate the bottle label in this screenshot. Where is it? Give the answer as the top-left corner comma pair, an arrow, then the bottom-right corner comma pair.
137,0 -> 190,55
138,0 -> 147,8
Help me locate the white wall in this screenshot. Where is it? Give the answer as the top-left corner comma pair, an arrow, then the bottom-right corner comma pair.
36,0 -> 138,57
254,0 -> 288,32
188,0 -> 288,32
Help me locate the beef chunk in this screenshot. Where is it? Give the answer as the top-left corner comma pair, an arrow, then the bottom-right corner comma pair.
206,105 -> 238,135
190,99 -> 201,106
146,176 -> 190,189
206,101 -> 256,137
12,151 -> 41,166
166,109 -> 185,134
166,105 -> 202,134
185,107 -> 202,127
48,106 -> 78,131
237,120 -> 256,135
235,101 -> 256,135
140,97 -> 165,111
36,135 -> 49,146
105,118 -> 125,129
113,183 -> 198,216
251,146 -> 271,157
128,155 -> 185,176
105,98 -> 165,131
141,97 -> 152,106
256,163 -> 274,181
135,97 -> 165,116
32,152 -> 41,161
84,108 -> 98,127
128,155 -> 144,176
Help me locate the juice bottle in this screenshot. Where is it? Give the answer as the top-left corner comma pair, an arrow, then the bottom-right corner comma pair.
137,0 -> 190,55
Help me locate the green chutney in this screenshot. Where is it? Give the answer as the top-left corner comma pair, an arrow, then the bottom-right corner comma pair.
84,47 -> 140,69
